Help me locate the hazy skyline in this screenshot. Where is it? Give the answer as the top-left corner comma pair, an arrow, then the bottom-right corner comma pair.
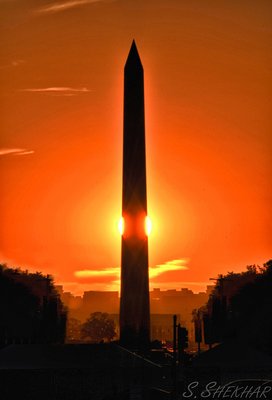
1,0 -> 271,295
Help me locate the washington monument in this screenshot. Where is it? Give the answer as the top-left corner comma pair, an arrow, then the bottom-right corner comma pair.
119,41 -> 150,348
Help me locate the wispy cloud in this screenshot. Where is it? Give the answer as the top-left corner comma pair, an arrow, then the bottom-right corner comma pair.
0,59 -> 25,70
21,87 -> 90,95
75,267 -> 118,278
74,259 -> 189,281
11,60 -> 25,67
0,148 -> 34,156
35,0 -> 110,14
16,150 -> 35,155
150,259 -> 189,278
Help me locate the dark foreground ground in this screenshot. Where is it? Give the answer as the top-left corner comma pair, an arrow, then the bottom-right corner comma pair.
0,344 -> 172,400
0,343 -> 271,400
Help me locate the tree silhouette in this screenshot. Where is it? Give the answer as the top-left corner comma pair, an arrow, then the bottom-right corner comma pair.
81,312 -> 116,343
194,261 -> 272,354
0,264 -> 67,344
230,260 -> 272,353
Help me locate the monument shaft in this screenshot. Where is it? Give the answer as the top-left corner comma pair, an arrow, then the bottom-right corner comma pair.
120,41 -> 150,348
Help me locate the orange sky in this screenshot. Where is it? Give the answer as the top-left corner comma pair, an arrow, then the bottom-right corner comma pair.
0,0 -> 271,295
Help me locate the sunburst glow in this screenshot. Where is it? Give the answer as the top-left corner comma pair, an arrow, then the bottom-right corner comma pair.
145,216 -> 152,236
118,217 -> 124,235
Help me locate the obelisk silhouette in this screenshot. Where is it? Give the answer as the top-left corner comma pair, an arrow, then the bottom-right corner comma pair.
120,41 -> 150,349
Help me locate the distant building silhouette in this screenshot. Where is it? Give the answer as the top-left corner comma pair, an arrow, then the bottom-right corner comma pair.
83,291 -> 119,314
58,286 -> 210,346
119,41 -> 150,349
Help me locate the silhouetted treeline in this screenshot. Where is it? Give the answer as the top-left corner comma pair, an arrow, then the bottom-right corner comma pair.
194,260 -> 272,354
0,264 -> 67,345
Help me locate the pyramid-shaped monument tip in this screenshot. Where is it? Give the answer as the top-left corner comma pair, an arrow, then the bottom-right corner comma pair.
125,40 -> 142,68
